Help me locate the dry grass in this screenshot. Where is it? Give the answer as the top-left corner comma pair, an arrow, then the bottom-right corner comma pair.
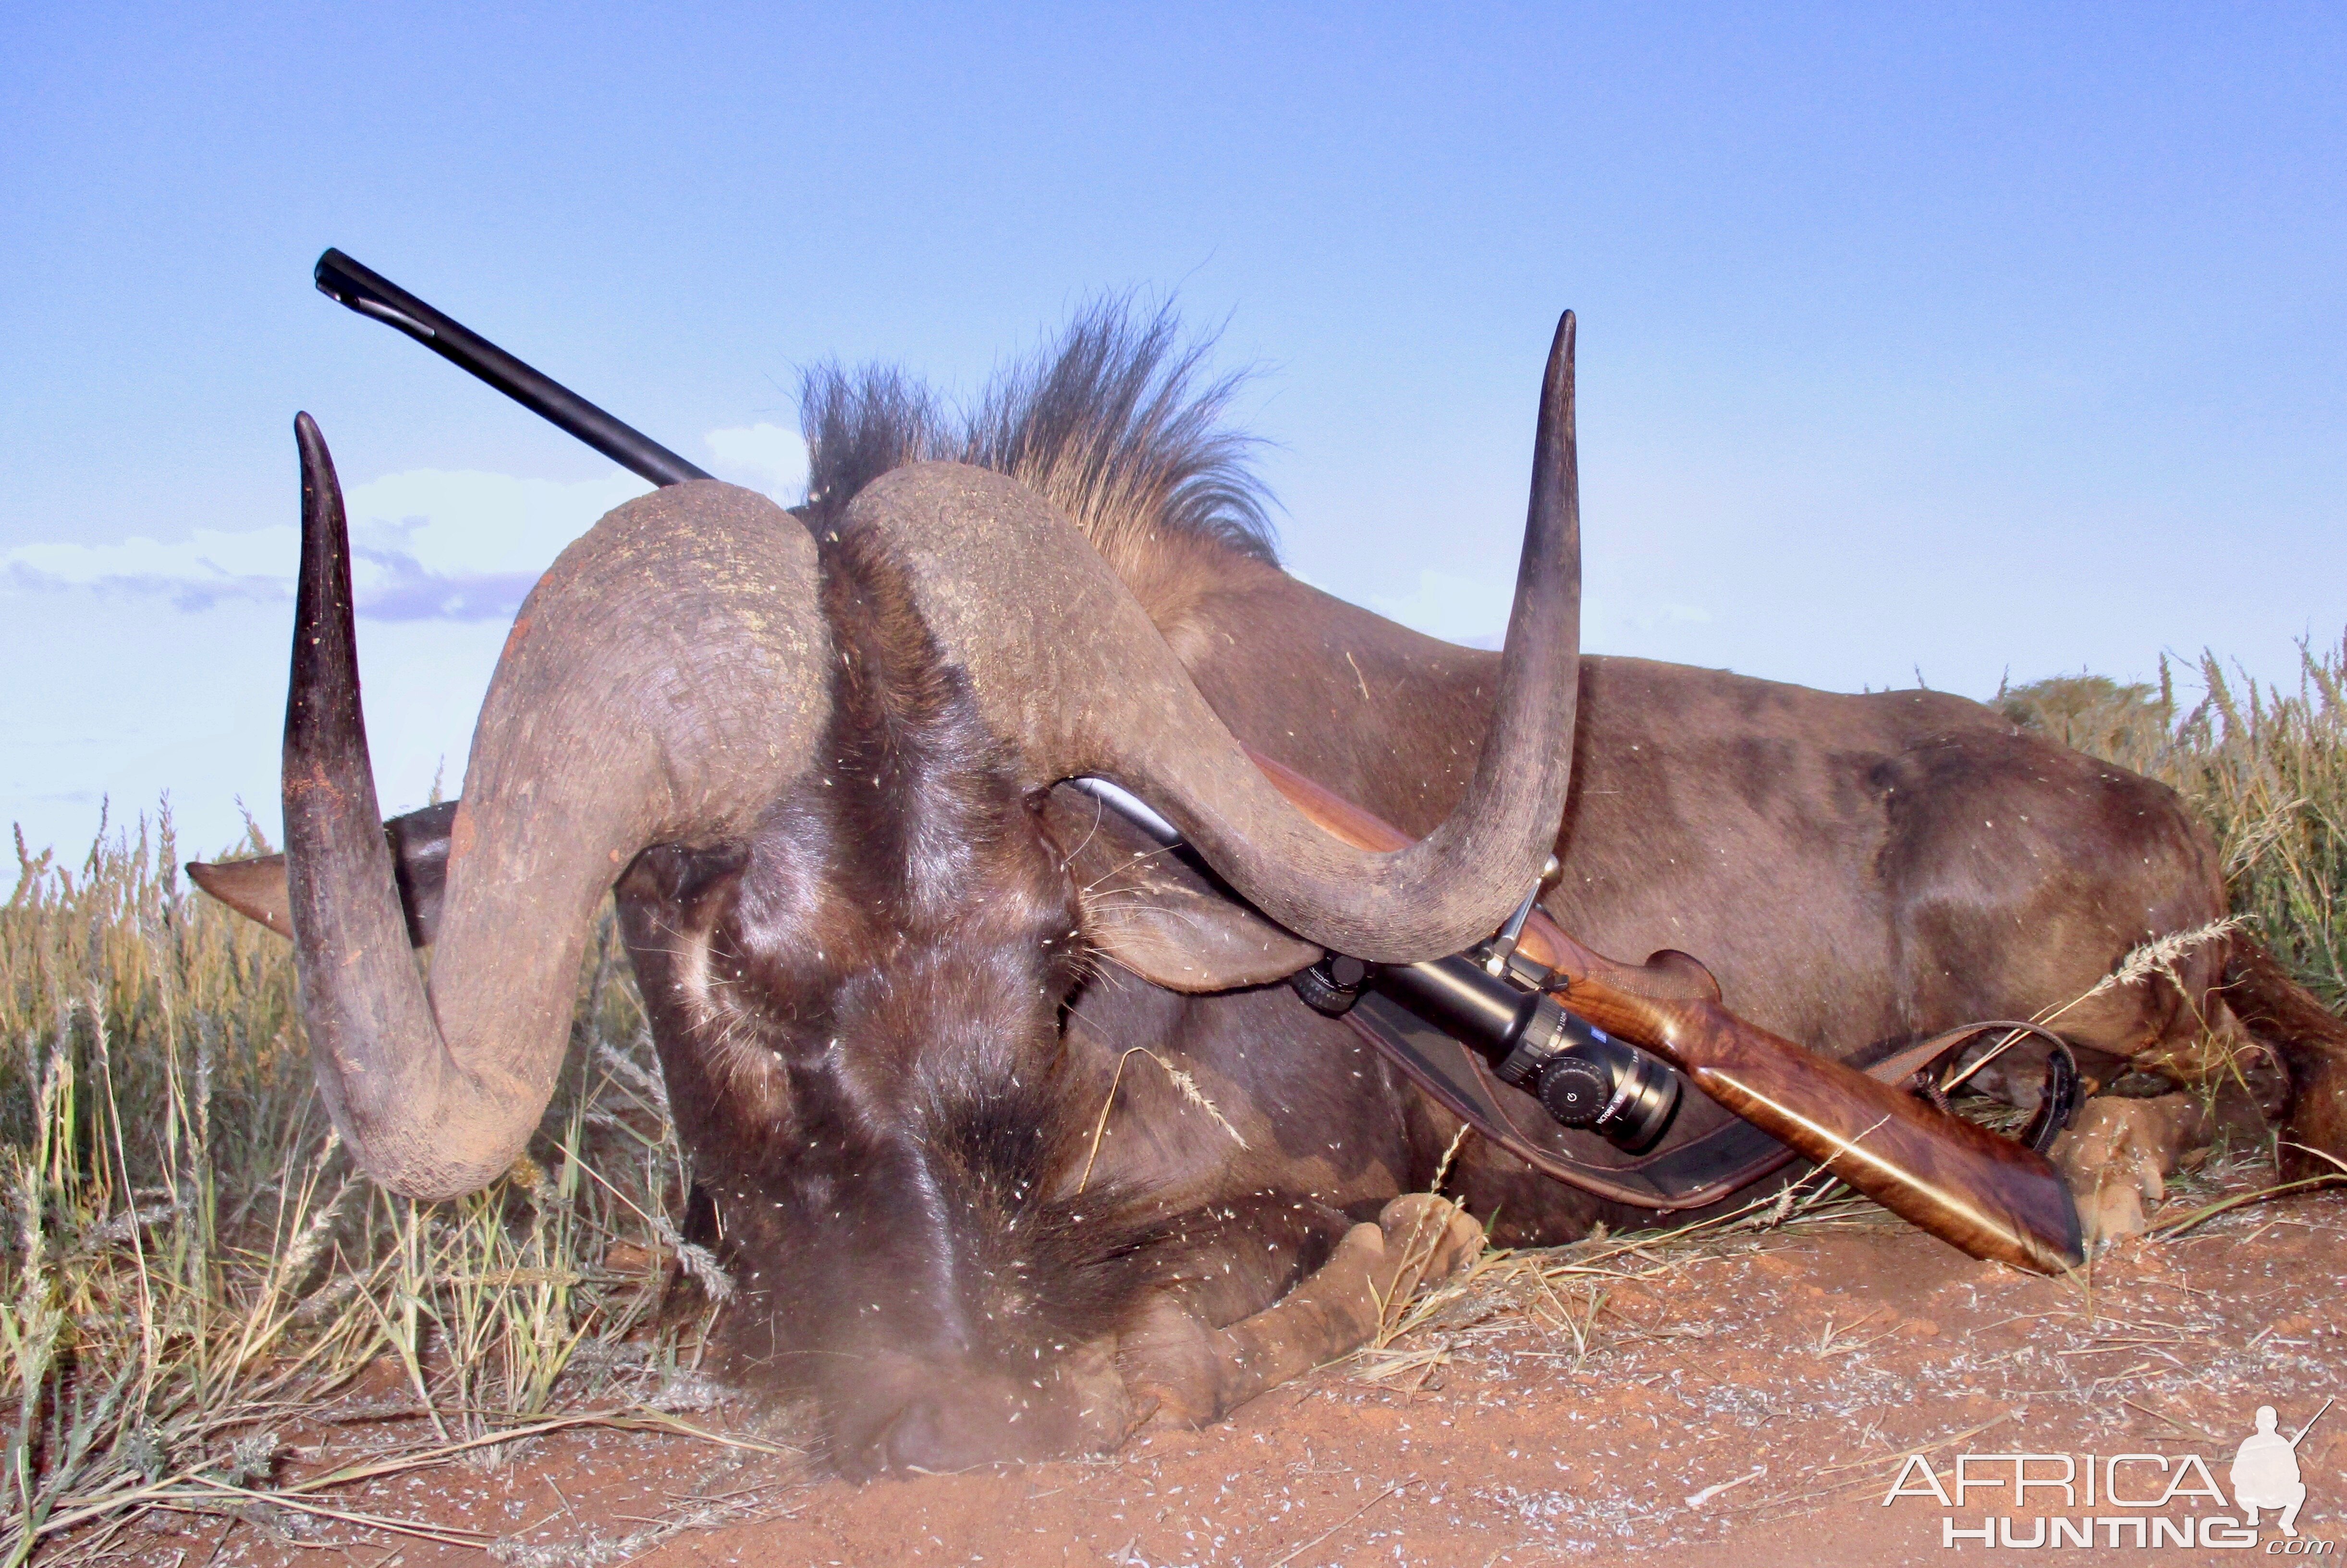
1998,634 -> 2347,1007
1,807 -> 705,1563
1351,1170 -> 1890,1391
5,637 -> 2345,1559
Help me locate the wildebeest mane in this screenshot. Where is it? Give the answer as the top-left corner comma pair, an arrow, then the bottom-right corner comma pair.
797,297 -> 1277,580
797,362 -> 949,525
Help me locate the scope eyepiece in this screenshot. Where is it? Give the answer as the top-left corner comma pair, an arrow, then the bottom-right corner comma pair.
1534,1054 -> 1610,1123
1291,954 -> 1370,1016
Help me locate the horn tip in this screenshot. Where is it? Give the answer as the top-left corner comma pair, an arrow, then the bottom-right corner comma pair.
1543,313 -> 1576,394
294,414 -> 343,515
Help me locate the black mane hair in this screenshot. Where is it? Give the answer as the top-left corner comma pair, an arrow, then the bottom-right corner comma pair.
796,297 -> 1277,567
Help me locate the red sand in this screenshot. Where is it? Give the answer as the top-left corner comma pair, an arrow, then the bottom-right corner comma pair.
105,1187 -> 2343,1568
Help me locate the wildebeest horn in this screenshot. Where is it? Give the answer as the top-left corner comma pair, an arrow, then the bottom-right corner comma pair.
283,415 -> 827,1197
844,312 -> 1581,963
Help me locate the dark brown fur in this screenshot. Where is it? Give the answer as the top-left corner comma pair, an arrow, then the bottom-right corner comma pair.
746,311 -> 2341,1316
611,529 -> 1379,1472
213,310 -> 2347,1474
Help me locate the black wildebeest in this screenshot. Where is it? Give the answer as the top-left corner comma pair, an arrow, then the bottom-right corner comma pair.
196,304 -> 2347,1477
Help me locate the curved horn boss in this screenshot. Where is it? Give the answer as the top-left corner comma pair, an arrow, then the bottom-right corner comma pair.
282,415 -> 828,1198
841,313 -> 1582,964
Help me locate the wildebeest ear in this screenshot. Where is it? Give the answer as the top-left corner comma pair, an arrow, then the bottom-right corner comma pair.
183,853 -> 296,940
1038,785 -> 1321,993
187,800 -> 458,948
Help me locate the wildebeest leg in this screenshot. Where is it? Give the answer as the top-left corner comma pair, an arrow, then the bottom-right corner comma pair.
2220,938 -> 2347,1182
1144,1190 -> 1360,1324
2040,948 -> 2334,1243
1121,1194 -> 1481,1428
2015,927 -> 2347,1241
2050,1094 -> 2214,1245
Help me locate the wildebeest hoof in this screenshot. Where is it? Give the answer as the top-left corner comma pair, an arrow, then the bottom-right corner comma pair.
1118,1296 -> 1225,1431
1121,1221 -> 1401,1431
2050,1093 -> 2209,1247
1374,1194 -> 1483,1300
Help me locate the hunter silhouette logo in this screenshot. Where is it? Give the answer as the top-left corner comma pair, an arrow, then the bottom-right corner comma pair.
1881,1394 -> 2333,1550
2234,1398 -> 2329,1538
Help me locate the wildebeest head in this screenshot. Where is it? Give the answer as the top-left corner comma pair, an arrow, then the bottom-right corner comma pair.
250,310 -> 1582,1473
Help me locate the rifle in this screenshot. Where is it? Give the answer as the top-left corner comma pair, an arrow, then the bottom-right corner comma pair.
1240,751 -> 2083,1274
306,249 -> 2086,1276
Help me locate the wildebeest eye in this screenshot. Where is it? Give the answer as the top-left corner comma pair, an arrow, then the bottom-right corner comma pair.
636,840 -> 751,913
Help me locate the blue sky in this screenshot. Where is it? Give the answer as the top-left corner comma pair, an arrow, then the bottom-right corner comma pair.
5,3 -> 2342,859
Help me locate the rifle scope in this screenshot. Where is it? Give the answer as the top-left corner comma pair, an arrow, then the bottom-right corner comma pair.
1294,952 -> 1681,1153
1061,777 -> 1683,1154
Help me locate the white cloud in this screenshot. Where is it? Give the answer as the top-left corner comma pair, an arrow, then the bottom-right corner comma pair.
345,468 -> 652,577
0,428 -> 820,625
338,468 -> 651,620
2,427 -> 819,855
703,422 -> 808,502
4,526 -> 298,609
2,467 -> 651,622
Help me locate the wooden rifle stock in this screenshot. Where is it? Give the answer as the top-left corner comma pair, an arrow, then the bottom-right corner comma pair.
1245,747 -> 2085,1274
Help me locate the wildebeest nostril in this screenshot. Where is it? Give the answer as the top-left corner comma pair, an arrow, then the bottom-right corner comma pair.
877,1396 -> 955,1475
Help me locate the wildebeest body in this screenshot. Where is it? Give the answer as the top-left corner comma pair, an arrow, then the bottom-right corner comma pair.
608,502 -> 2243,1463
192,306 -> 2346,1479
1106,589 -> 2239,1242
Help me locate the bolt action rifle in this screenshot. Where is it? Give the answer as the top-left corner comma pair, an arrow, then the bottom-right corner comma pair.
303,248 -> 2087,1275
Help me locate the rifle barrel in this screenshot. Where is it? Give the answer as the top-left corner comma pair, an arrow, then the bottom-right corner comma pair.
312,249 -> 712,489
